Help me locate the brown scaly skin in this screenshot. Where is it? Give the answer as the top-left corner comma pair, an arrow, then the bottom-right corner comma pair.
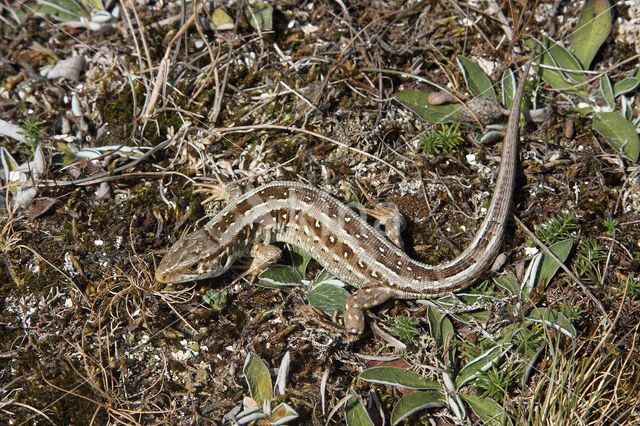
156,60 -> 532,338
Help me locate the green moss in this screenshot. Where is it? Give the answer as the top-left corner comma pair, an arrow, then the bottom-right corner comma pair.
100,85 -> 140,127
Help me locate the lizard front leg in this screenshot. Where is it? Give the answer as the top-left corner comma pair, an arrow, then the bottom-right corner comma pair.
232,243 -> 282,285
364,202 -> 406,250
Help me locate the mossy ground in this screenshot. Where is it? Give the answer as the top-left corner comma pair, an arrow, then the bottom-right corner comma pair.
1,1 -> 639,424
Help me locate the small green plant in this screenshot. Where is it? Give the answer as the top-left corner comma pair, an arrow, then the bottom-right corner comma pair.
573,238 -> 608,285
257,245 -> 350,318
420,122 -> 463,155
560,303 -> 583,320
350,306 -> 514,424
534,212 -> 578,246
525,0 -> 640,162
507,324 -> 546,361
233,353 -> 298,424
18,117 -> 45,158
203,289 -> 227,310
475,365 -> 520,402
32,0 -> 115,31
397,0 -> 639,161
391,316 -> 420,346
626,276 -> 640,296
603,218 -> 619,237
345,250 -> 580,424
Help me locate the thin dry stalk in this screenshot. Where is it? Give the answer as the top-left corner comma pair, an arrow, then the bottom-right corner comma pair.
525,327 -> 639,425
213,124 -> 406,177
190,8 -> 222,108
140,1 -> 206,120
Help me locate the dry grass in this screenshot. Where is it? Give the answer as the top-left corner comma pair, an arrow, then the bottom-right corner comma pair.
1,0 -> 639,423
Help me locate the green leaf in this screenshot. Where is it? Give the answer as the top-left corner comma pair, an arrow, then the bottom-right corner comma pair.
613,75 -> 640,97
544,37 -> 587,84
501,68 -> 516,109
427,306 -> 454,350
80,0 -> 104,11
344,389 -> 374,426
536,239 -> 574,288
526,307 -> 577,338
394,91 -> 462,123
307,283 -> 349,316
290,245 -> 312,276
77,145 -> 147,160
211,7 -> 234,30
234,406 -> 266,423
0,147 -> 21,188
526,37 -> 588,98
246,2 -> 272,31
359,367 -> 443,390
621,96 -> 633,121
460,394 -> 509,426
455,344 -> 512,388
521,253 -> 543,301
203,289 -> 227,310
258,265 -> 303,288
36,0 -> 86,20
592,112 -> 640,161
493,274 -> 520,295
570,0 -> 612,69
574,106 -> 594,116
600,74 -> 615,109
456,56 -> 497,99
313,269 -> 335,285
243,353 -> 273,406
312,271 -> 348,290
390,391 -> 446,425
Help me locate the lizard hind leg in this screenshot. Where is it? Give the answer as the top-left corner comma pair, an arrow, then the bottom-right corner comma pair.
344,285 -> 407,340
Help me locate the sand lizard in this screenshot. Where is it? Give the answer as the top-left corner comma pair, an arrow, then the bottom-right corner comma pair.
156,61 -> 531,338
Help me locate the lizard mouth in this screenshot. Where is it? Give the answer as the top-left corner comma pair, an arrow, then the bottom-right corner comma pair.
154,267 -> 172,283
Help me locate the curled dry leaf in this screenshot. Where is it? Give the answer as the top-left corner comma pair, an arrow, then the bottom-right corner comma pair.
31,144 -> 47,179
427,92 -> 459,105
47,56 -> 86,81
523,107 -> 553,123
564,118 -> 575,139
0,119 -> 25,142
458,96 -> 506,124
14,187 -> 37,209
28,197 -> 58,219
95,181 -> 111,200
491,252 -> 508,273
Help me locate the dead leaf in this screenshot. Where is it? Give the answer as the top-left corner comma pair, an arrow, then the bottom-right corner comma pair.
28,197 -> 58,219
47,56 -> 85,82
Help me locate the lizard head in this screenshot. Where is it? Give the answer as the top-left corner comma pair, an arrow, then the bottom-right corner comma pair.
155,229 -> 232,283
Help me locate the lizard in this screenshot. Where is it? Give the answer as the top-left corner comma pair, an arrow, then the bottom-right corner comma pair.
155,60 -> 532,338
